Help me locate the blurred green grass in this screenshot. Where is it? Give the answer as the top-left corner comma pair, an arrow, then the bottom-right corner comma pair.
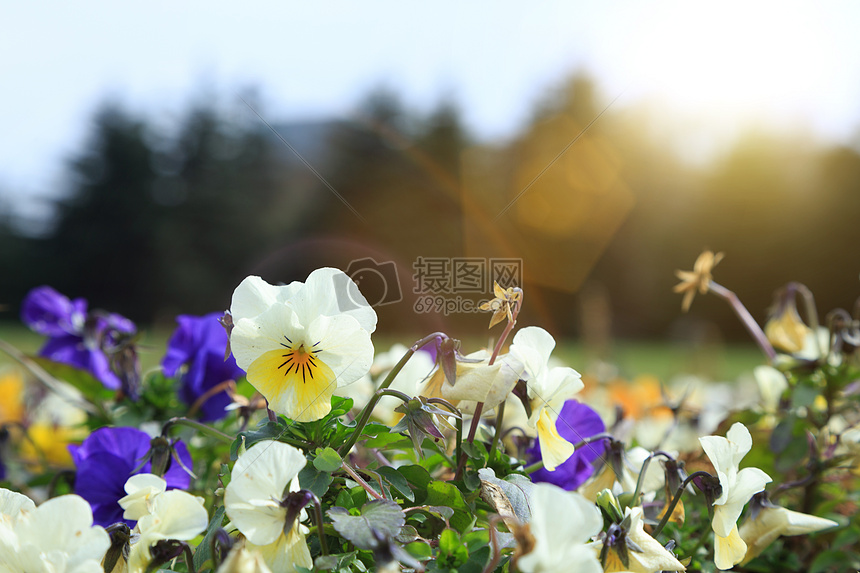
0,322 -> 765,383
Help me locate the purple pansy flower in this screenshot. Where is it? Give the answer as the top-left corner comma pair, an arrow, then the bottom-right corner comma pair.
69,426 -> 193,527
20,286 -> 88,337
162,313 -> 244,422
21,286 -> 137,392
527,399 -> 606,490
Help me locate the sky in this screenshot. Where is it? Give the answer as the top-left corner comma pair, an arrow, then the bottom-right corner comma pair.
3,1 -> 860,222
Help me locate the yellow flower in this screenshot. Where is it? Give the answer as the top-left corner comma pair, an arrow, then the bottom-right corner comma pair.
673,251 -> 724,312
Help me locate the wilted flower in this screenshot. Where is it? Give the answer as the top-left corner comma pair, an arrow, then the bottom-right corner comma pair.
224,441 -> 313,573
527,400 -> 606,490
509,327 -> 584,471
162,312 -> 245,421
673,250 -> 723,312
479,281 -> 522,329
514,483 -> 603,573
229,269 -> 376,422
739,492 -> 838,564
699,422 -> 772,570
0,489 -> 110,573
391,396 -> 460,456
69,426 -> 193,527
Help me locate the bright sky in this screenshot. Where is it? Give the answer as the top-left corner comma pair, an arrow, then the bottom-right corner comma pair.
3,1 -> 860,220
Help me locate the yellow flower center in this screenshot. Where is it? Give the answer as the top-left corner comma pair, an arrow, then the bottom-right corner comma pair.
278,337 -> 323,384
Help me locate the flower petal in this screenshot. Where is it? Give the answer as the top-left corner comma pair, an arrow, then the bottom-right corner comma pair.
536,409 -> 575,472
714,524 -> 746,570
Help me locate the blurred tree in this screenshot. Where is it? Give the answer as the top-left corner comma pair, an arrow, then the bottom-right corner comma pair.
47,103 -> 159,318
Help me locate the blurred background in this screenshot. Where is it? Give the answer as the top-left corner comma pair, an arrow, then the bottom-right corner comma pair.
2,1 -> 860,377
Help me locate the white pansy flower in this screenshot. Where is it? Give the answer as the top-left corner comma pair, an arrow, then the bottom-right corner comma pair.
592,506 -> 685,573
118,473 -> 167,521
126,489 -> 208,573
699,423 -> 772,570
0,493 -> 110,573
516,483 -> 602,573
230,269 -> 377,422
0,489 -> 35,521
739,503 -> 838,564
509,327 -> 584,471
224,441 -> 312,573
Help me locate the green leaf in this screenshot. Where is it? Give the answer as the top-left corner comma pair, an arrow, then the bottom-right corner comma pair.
424,481 -> 472,532
377,466 -> 415,502
230,420 -> 286,460
313,447 -> 343,473
461,441 -> 486,460
791,383 -> 819,409
405,541 -> 432,559
335,489 -> 354,510
437,529 -> 469,568
298,465 -> 334,498
809,549 -> 850,573
363,432 -> 413,450
327,500 -> 406,550
192,505 -> 226,572
31,356 -> 114,401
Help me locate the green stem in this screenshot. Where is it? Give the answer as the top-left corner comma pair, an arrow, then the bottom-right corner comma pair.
164,417 -> 233,444
339,333 -> 444,457
311,494 -> 329,556
485,400 -> 506,467
631,450 -> 671,504
457,292 -> 523,478
523,460 -> 544,474
341,462 -> 384,500
183,543 -> 197,573
652,471 -> 712,537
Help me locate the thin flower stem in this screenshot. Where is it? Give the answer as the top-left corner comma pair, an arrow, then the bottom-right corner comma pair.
482,515 -> 505,573
341,462 -> 384,500
708,282 -> 777,362
163,417 -> 233,444
523,460 -> 544,474
339,333 -> 445,457
311,494 -> 329,556
631,451 -> 672,503
458,292 -> 523,478
183,543 -> 197,573
485,400 -> 506,467
652,471 -> 713,537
